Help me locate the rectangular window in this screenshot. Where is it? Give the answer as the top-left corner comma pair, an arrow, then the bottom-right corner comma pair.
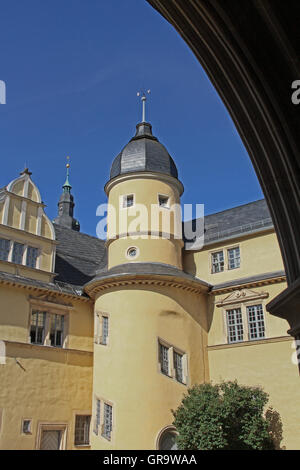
101,316 -> 109,345
12,242 -> 24,264
26,246 -> 38,268
22,419 -> 32,434
123,194 -> 134,208
74,415 -> 91,446
228,247 -> 240,269
49,314 -> 64,347
226,308 -> 244,343
30,311 -> 46,344
94,399 -> 101,435
159,343 -> 169,376
211,251 -> 224,273
158,194 -> 169,208
173,351 -> 183,383
0,238 -> 10,261
102,403 -> 113,441
247,304 -> 265,340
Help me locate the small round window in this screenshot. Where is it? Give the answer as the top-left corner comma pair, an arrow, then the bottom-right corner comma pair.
126,247 -> 138,259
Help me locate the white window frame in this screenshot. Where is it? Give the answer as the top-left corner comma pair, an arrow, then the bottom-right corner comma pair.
95,312 -> 110,346
158,338 -> 188,385
223,302 -> 267,344
93,396 -> 114,442
21,418 -> 32,435
158,193 -> 170,209
227,246 -> 241,270
29,304 -> 68,349
121,194 -> 135,209
36,423 -> 68,450
74,414 -> 91,446
211,250 -> 225,273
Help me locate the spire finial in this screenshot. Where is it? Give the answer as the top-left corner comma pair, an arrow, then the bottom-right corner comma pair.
63,156 -> 72,192
137,89 -> 150,123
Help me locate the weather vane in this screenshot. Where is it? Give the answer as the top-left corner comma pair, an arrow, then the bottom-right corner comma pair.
137,89 -> 150,123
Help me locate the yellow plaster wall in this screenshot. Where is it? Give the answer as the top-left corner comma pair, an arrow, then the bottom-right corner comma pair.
183,230 -> 285,283
208,339 -> 300,449
0,284 -> 94,352
0,342 -> 93,450
91,285 -> 208,450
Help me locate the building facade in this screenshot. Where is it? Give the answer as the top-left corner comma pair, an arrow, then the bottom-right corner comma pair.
0,120 -> 299,450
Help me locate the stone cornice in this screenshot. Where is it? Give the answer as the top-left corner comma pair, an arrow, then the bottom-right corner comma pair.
84,272 -> 209,298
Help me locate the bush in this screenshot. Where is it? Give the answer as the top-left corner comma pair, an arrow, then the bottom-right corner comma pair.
172,381 -> 276,450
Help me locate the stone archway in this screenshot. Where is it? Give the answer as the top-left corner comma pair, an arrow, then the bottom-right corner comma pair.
147,0 -> 300,334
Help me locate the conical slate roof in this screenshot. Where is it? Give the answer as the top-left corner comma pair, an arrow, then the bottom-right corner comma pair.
110,122 -> 178,180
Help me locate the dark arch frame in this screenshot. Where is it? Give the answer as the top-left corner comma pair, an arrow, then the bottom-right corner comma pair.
147,0 -> 300,335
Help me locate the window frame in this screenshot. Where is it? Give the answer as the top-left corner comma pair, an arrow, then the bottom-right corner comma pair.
29,304 -> 68,349
158,193 -> 170,209
93,396 -> 114,442
227,246 -> 241,270
209,244 -> 241,274
223,301 -> 267,344
74,414 -> 91,446
211,250 -> 225,273
157,338 -> 188,385
121,194 -> 135,209
95,312 -> 110,346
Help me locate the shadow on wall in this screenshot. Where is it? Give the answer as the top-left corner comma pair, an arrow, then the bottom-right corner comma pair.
266,407 -> 284,450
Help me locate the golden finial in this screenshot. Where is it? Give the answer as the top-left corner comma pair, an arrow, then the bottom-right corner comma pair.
66,156 -> 70,169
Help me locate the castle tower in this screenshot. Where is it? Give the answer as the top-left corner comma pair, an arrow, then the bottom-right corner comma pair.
85,100 -> 210,450
53,158 -> 80,231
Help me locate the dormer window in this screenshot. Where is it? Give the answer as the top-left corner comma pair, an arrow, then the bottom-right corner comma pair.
158,194 -> 169,208
123,194 -> 134,208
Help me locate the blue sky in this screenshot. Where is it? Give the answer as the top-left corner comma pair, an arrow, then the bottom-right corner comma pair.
0,0 -> 263,236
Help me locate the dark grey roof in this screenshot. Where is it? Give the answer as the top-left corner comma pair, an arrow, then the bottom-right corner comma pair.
212,270 -> 285,291
0,270 -> 86,297
184,199 -> 273,247
86,262 -> 210,289
110,122 -> 178,180
54,224 -> 107,286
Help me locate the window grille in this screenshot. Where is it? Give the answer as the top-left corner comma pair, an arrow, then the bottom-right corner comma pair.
74,415 -> 91,445
226,308 -> 244,343
0,238 -> 10,261
12,242 -> 24,264
26,246 -> 38,268
49,314 -> 64,347
228,247 -> 240,269
30,311 -> 46,344
173,351 -> 183,383
212,251 -> 224,273
102,404 -> 113,440
101,316 -> 109,345
247,304 -> 265,340
94,399 -> 101,435
159,343 -> 169,376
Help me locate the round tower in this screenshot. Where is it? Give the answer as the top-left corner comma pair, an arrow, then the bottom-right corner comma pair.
85,112 -> 210,450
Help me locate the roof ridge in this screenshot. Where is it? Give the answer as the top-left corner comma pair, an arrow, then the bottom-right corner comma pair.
53,223 -> 105,243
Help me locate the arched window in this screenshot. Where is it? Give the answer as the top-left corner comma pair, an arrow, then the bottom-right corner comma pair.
157,426 -> 178,450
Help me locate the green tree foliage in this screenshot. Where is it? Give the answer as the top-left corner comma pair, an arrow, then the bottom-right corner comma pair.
172,381 -> 276,450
